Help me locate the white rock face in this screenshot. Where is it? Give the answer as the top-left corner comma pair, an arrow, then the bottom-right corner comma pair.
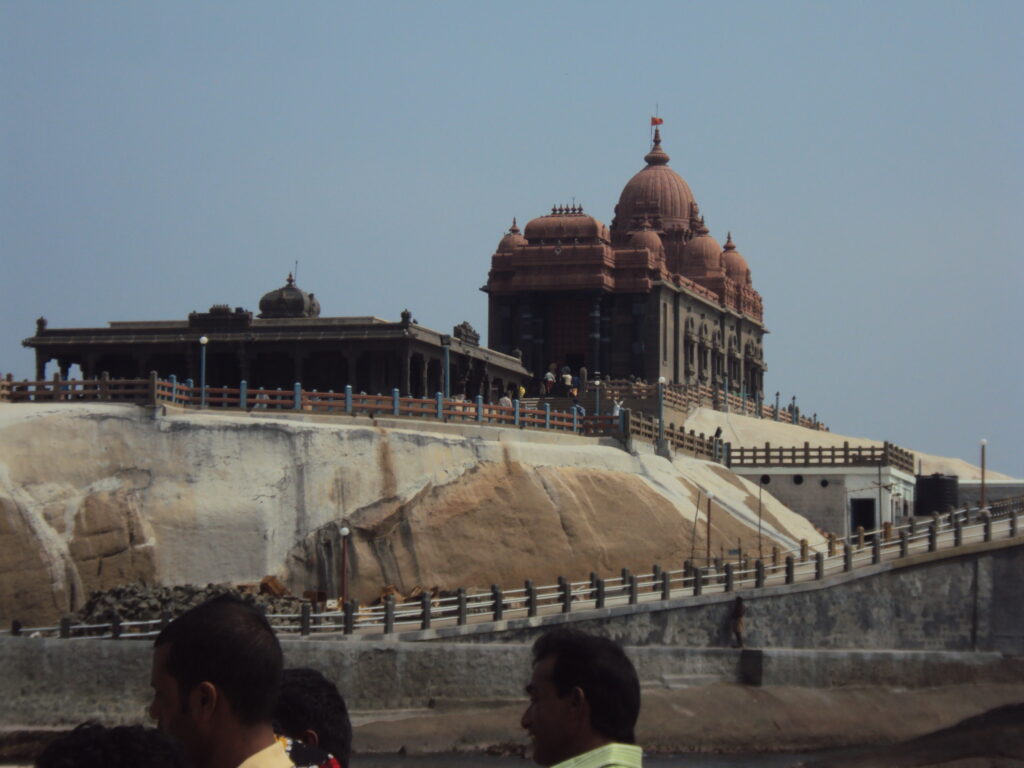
0,403 -> 824,624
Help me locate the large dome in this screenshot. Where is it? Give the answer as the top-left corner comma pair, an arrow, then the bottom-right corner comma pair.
258,274 -> 321,319
612,128 -> 696,236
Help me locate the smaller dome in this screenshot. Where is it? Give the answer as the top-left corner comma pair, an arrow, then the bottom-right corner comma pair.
680,221 -> 722,274
627,219 -> 664,254
722,233 -> 750,284
496,218 -> 527,253
523,205 -> 609,244
258,273 -> 321,319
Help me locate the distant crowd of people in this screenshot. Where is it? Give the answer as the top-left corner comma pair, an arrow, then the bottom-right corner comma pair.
35,595 -> 645,768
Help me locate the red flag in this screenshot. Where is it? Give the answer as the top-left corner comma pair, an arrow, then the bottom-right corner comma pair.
650,116 -> 664,126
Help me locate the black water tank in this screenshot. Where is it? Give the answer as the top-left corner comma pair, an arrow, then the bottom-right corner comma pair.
915,474 -> 959,516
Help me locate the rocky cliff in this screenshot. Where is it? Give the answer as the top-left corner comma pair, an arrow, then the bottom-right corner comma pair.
0,402 -> 824,624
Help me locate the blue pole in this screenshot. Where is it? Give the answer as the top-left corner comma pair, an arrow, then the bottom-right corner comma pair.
544,403 -> 551,429
392,387 -> 400,416
572,406 -> 578,433
436,391 -> 444,420
239,380 -> 247,409
200,344 -> 207,408
293,382 -> 302,410
475,394 -> 483,422
186,378 -> 194,406
345,384 -> 353,414
442,345 -> 450,398
169,374 -> 177,404
513,399 -> 520,427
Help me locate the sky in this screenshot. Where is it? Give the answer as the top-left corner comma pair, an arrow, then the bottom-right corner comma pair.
2,1 -> 1021,474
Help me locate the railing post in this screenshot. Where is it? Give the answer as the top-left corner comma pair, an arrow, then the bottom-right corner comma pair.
929,522 -> 938,552
293,382 -> 302,410
239,380 -> 248,410
827,533 -> 836,557
953,519 -> 963,547
661,571 -> 671,600
621,566 -> 632,584
982,512 -> 992,543
59,617 -> 71,639
596,578 -> 606,608
693,567 -> 703,596
168,374 -> 177,404
800,539 -> 809,562
10,620 -> 21,636
724,563 -> 734,592
514,399 -> 521,427
345,385 -> 353,414
652,564 -> 662,589
815,552 -> 824,580
629,574 -> 639,605
856,527 -> 865,550
785,556 -> 794,584
909,516 -> 918,536
900,529 -> 909,557
843,544 -> 853,571
755,559 -> 765,588
544,403 -> 551,429
393,388 -> 401,416
100,371 -> 111,401
384,596 -> 395,634
572,407 -> 578,433
148,370 -> 158,405
559,576 -> 571,613
111,613 -> 122,640
420,592 -> 432,629
491,584 -> 503,621
1011,510 -> 1019,538
871,535 -> 881,564
476,395 -> 483,422
524,581 -> 536,618
343,600 -> 355,635
300,602 -> 311,636
436,392 -> 444,420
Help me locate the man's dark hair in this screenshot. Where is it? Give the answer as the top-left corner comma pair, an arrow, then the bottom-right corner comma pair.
274,667 -> 352,766
154,594 -> 282,724
532,629 -> 640,744
35,723 -> 186,768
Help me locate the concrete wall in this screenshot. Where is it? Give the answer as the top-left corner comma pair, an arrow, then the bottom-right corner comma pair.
4,637 -> 1019,728
410,541 -> 1024,655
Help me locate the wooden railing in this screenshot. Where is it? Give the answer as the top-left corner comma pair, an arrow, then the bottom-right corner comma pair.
729,440 -> 915,474
623,410 -> 721,461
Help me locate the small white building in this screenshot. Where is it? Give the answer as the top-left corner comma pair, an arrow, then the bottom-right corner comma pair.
728,441 -> 916,539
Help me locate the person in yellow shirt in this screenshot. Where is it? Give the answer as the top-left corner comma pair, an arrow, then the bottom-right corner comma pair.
521,629 -> 642,768
149,595 -> 295,768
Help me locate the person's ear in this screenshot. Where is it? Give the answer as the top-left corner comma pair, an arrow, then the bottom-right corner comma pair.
191,681 -> 219,723
569,686 -> 589,723
301,729 -> 320,748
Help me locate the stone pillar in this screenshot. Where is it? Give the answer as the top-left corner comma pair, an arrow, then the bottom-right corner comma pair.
35,352 -> 47,381
58,359 -> 71,380
401,348 -> 411,396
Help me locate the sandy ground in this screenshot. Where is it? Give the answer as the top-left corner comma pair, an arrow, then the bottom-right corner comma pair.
349,683 -> 1024,756
685,409 -> 1019,482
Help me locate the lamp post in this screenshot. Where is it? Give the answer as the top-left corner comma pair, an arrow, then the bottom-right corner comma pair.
199,335 -> 209,408
657,376 -> 666,449
980,439 -> 987,510
594,374 -> 601,416
339,525 -> 350,605
706,492 -> 714,566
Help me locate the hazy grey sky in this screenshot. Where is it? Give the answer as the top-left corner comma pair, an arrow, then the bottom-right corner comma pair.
2,1 -> 1021,473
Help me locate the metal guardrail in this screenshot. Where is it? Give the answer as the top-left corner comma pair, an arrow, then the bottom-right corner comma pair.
8,499 -> 1020,641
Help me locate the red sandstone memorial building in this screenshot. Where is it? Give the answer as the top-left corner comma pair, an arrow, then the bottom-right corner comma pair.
485,128 -> 766,399
24,128 -> 765,401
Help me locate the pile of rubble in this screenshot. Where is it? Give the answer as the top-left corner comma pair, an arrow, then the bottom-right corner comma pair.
75,579 -> 305,624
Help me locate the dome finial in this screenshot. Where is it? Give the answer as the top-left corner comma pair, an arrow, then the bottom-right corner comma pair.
287,272 -> 295,286
653,127 -> 662,147
725,232 -> 735,250
510,217 -> 520,233
644,129 -> 670,166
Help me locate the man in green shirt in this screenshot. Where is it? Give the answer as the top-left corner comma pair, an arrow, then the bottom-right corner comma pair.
521,629 -> 642,768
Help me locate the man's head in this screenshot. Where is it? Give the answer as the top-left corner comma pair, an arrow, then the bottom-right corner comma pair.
149,595 -> 282,761
35,723 -> 186,768
273,667 -> 352,767
521,629 -> 640,766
